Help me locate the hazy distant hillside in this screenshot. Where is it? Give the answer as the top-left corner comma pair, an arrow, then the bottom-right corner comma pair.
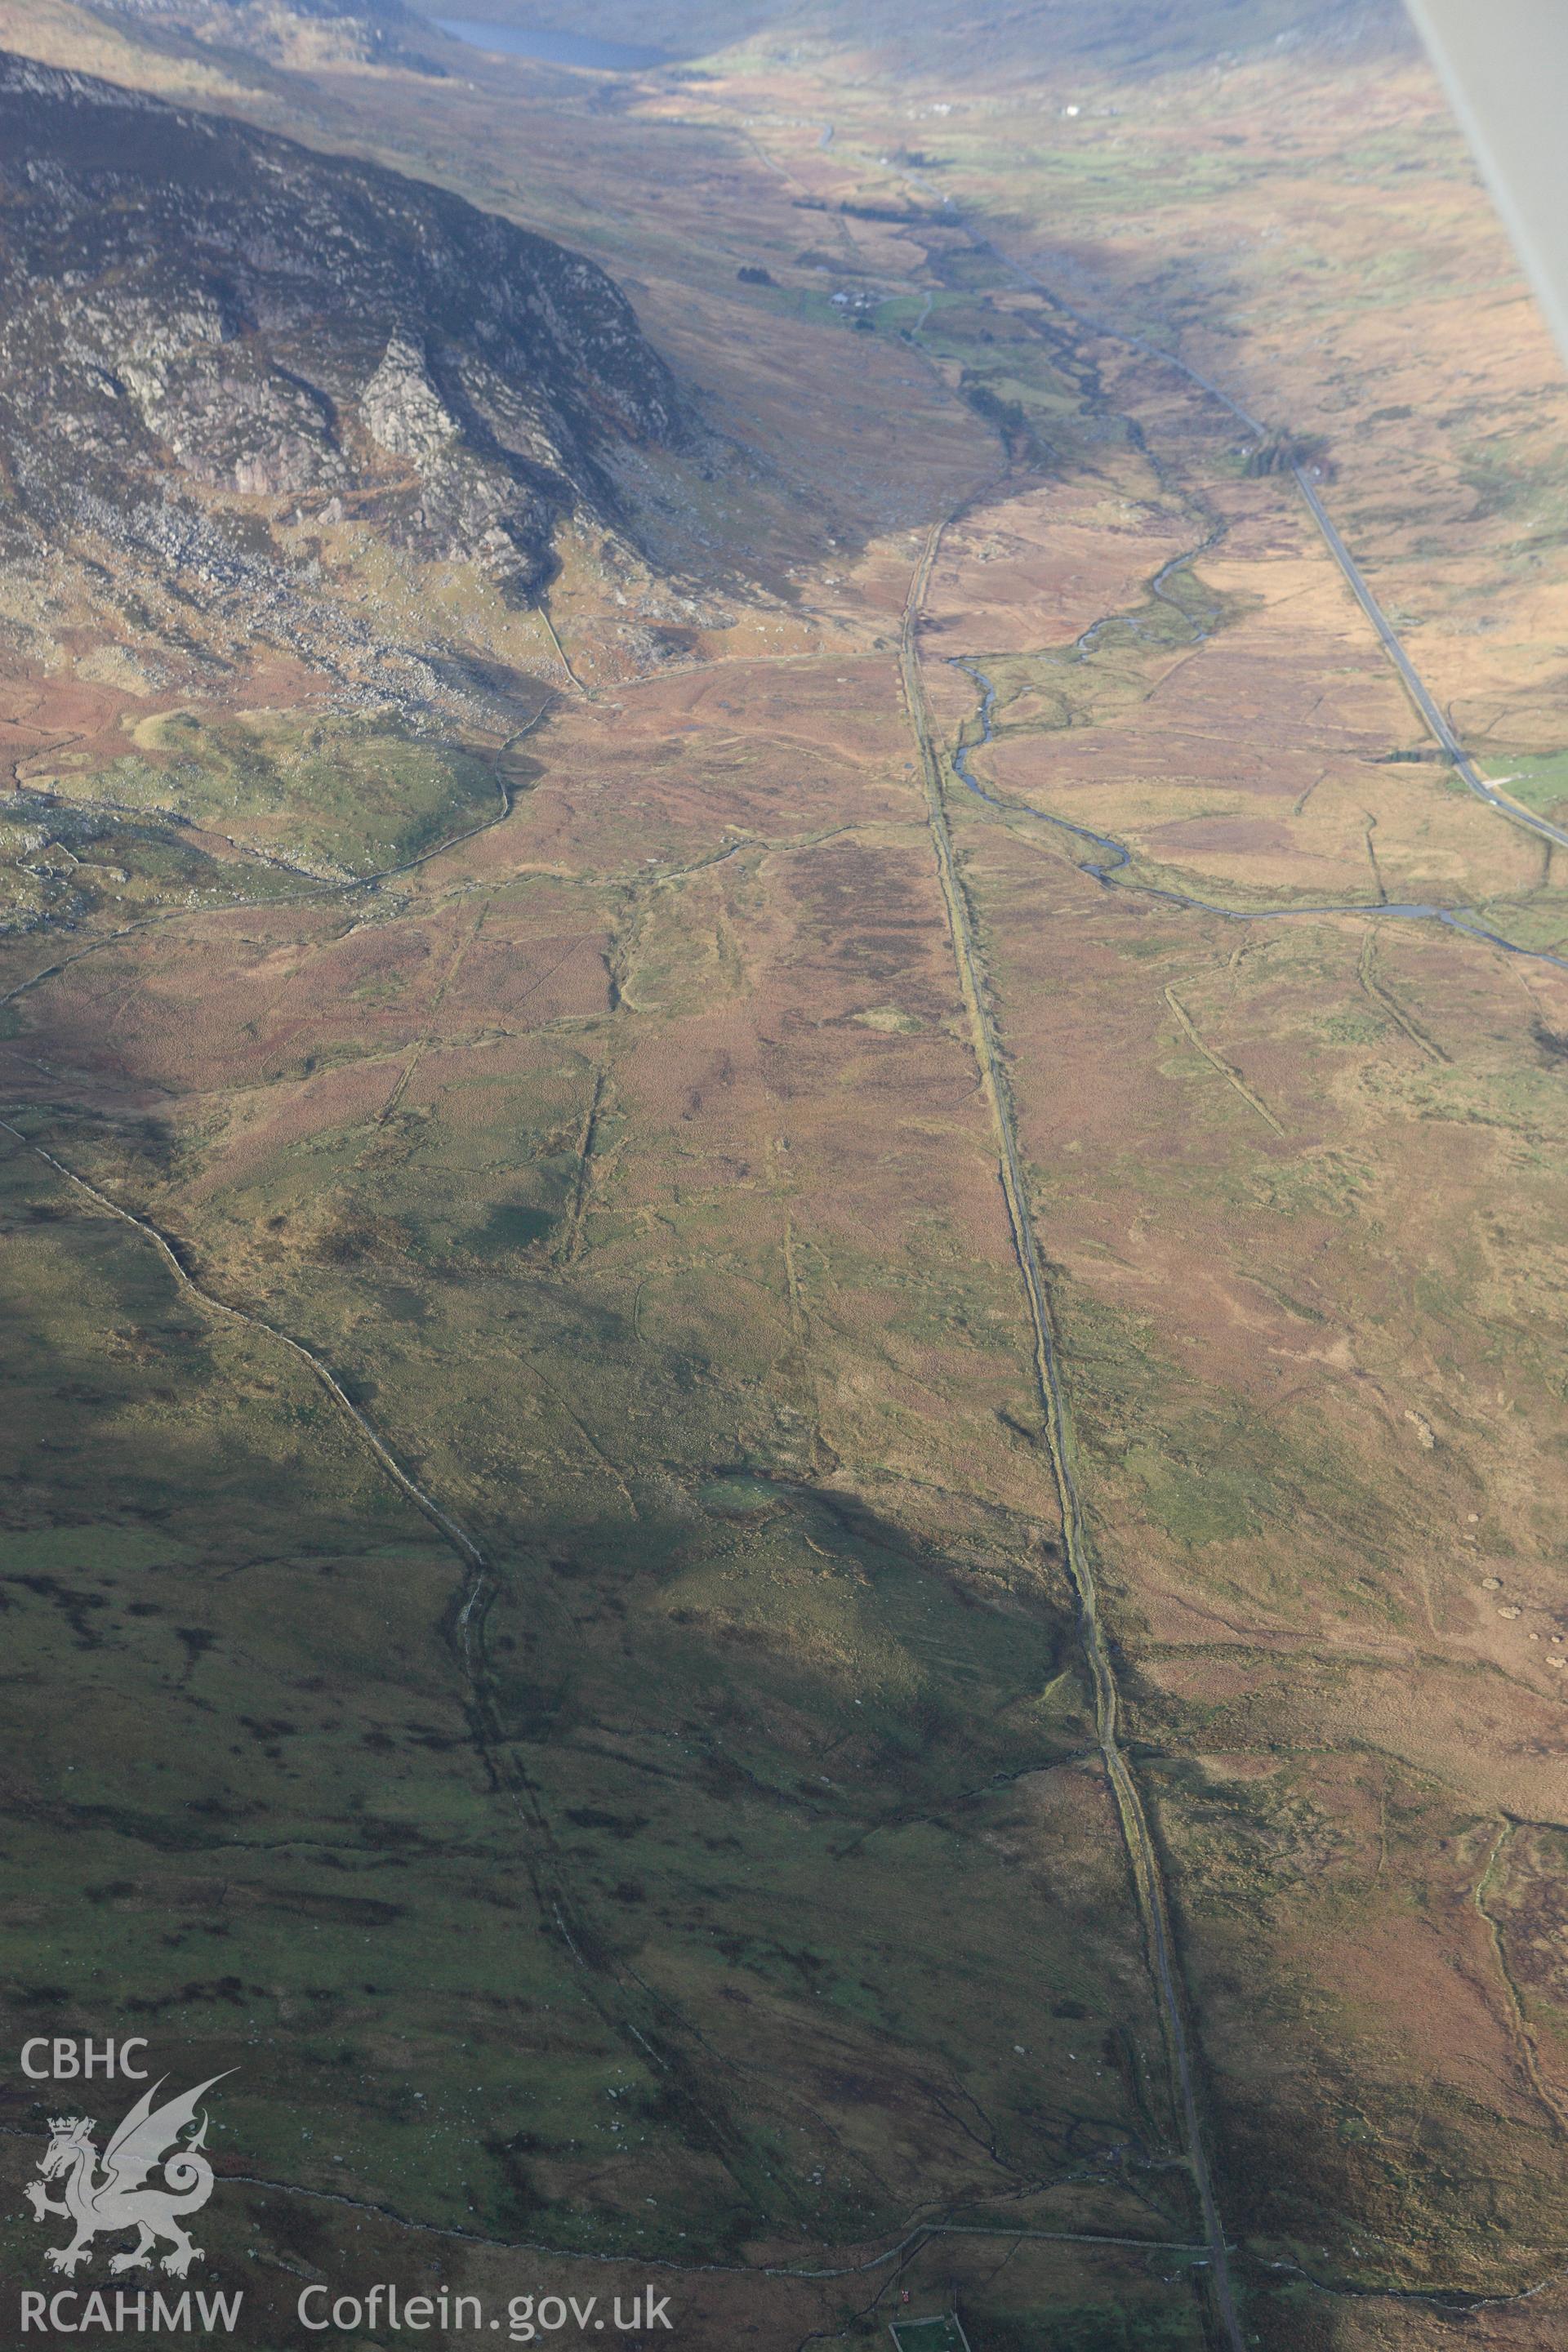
97,0 -> 449,72
406,0 -> 1410,75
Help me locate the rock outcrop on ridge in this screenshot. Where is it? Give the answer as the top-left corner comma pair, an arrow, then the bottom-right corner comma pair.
0,51 -> 693,647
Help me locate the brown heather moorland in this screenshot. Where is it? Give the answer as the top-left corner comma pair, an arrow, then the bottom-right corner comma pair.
3,3 -> 1568,2346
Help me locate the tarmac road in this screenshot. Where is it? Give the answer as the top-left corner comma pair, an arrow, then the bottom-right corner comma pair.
1290,466 -> 1568,854
916,187 -> 1568,866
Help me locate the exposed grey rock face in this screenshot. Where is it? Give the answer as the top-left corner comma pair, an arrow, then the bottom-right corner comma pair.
362,335 -> 460,465
127,341 -> 347,497
0,51 -> 692,608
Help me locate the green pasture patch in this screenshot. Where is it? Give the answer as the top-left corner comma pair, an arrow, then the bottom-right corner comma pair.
39,707 -> 498,877
982,2296 -> 1203,2350
890,2319 -> 968,2352
1121,1447 -> 1258,1550
1489,748 -> 1568,816
874,293 -> 937,332
1455,893 -> 1568,956
698,1472 -> 780,1515
960,569 -> 1241,746
0,792 -> 287,940
1459,437 -> 1568,534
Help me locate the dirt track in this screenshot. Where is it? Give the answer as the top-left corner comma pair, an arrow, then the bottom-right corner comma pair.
898,519 -> 1248,2352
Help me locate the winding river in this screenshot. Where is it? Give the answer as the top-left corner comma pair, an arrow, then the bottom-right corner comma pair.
948,655 -> 1568,971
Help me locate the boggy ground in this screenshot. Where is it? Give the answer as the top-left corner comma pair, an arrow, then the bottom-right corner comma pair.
6,6 -> 1568,2350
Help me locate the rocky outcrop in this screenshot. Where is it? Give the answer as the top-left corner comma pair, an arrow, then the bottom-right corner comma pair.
0,52 -> 693,610
361,335 -> 461,465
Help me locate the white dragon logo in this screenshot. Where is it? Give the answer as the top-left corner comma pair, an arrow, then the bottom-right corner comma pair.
25,2074 -> 230,2278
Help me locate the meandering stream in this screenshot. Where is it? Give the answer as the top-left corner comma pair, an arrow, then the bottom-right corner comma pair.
948,657 -> 1568,970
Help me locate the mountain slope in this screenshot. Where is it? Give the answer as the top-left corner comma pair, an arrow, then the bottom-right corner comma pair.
0,51 -> 694,690
100,0 -> 449,74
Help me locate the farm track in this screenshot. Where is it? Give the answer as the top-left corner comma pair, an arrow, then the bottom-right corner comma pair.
893,191 -> 1568,2332
898,525 -> 1247,2352
7,142 -> 1560,2331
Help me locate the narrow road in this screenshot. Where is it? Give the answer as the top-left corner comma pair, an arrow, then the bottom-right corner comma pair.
899,527 -> 1247,2352
1290,467 -> 1568,853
